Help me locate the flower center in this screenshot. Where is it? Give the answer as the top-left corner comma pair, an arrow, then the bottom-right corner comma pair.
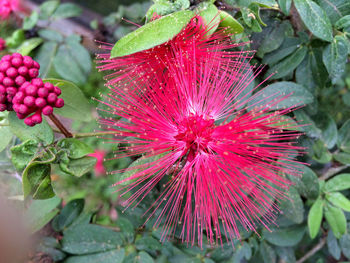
174,114 -> 215,161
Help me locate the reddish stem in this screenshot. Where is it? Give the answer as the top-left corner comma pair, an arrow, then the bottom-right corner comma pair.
48,114 -> 73,138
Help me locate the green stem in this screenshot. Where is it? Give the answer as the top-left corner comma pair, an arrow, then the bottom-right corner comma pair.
73,131 -> 116,138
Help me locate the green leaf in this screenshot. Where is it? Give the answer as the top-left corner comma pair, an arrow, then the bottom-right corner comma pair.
10,140 -> 38,171
326,192 -> 350,212
308,198 -> 324,239
61,224 -> 123,254
260,241 -> 276,263
317,0 -> 350,25
248,82 -> 313,110
263,225 -> 305,247
197,3 -> 220,35
38,29 -> 63,42
289,165 -> 319,199
35,41 -> 58,78
324,174 -> 350,192
279,187 -> 304,224
0,121 -> 13,152
265,46 -> 307,79
337,119 -> 350,153
296,53 -> 316,93
23,11 -> 39,30
59,155 -> 96,177
294,0 -> 333,42
218,11 -> 244,34
312,139 -> 332,164
135,237 -> 162,251
25,196 -> 61,233
137,251 -> 155,263
111,10 -> 194,58
57,138 -> 93,159
327,230 -> 341,260
53,37 -> 91,84
65,250 -> 125,263
312,112 -> 338,149
340,234 -> 350,259
37,237 -> 66,261
294,110 -> 321,138
335,15 -> 350,30
8,111 -> 54,144
44,79 -> 92,121
52,3 -> 82,19
333,152 -> 350,165
52,199 -> 85,232
275,247 -> 296,263
278,0 -> 291,15
17,37 -> 43,56
324,204 -> 347,238
39,0 -> 60,20
5,29 -> 25,48
146,0 -> 190,20
263,37 -> 301,65
322,35 -> 348,84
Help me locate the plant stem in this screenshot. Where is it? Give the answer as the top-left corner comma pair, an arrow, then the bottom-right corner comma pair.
296,236 -> 327,263
319,165 -> 350,181
48,114 -> 73,138
73,131 -> 115,138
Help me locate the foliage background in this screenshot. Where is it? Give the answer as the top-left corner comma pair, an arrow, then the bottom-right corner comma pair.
0,0 -> 350,262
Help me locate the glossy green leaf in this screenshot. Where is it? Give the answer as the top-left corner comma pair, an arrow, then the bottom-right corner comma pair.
263,37 -> 301,65
59,155 -> 96,177
288,165 -> 319,199
44,79 -> 92,121
326,192 -> 350,212
135,236 -> 162,251
146,0 -> 190,19
312,112 -> 338,149
324,174 -> 350,192
308,198 -> 324,239
35,41 -> 58,78
279,187 -> 304,224
65,249 -> 125,263
248,82 -> 313,110
337,119 -> 350,153
219,10 -> 244,34
317,0 -> 350,25
198,3 -> 220,35
137,251 -> 155,263
327,230 -> 341,260
335,15 -> 350,30
17,38 -> 43,56
324,204 -> 347,238
265,46 -> 307,79
294,0 -> 333,42
333,152 -> 350,165
8,112 -> 54,144
52,199 -> 85,232
340,234 -> 350,259
57,138 -> 93,159
25,196 -> 61,233
260,241 -> 276,263
322,35 -> 348,84
263,225 -> 305,246
111,10 -> 194,58
62,224 -> 123,254
312,139 -> 332,164
11,140 -> 38,171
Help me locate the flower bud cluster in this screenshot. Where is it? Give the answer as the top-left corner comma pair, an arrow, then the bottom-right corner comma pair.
0,53 -> 64,126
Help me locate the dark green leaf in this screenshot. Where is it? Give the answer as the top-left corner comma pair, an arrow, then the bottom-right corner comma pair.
263,37 -> 301,65
57,138 -> 93,159
340,234 -> 350,259
116,217 -> 134,243
219,10 -> 244,34
137,251 -> 155,263
260,241 -> 276,263
308,198 -> 324,239
322,35 -> 348,84
44,79 -> 92,121
35,41 -> 58,78
263,225 -> 305,246
275,247 -> 296,263
37,237 -> 66,261
312,112 -> 338,149
17,38 -> 43,56
23,11 -> 39,30
288,165 -> 319,199
327,230 -> 341,260
279,187 -> 304,224
8,111 -> 54,144
312,139 -> 332,164
326,192 -> 350,212
52,3 -> 82,19
65,249 -> 125,263
111,10 -> 194,58
278,0 -> 292,15
52,199 -> 84,232
317,0 -> 350,25
62,224 -> 123,254
294,110 -> 321,138
324,204 -> 347,238
294,0 -> 333,42
337,119 -> 350,153
335,15 -> 350,30
265,46 -> 307,79
59,155 -> 96,177
324,174 -> 350,192
248,82 -> 313,110
25,196 -> 61,233
135,236 -> 162,251
295,53 -> 316,93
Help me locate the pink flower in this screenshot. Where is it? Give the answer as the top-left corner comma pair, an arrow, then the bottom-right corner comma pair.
0,38 -> 6,51
0,0 -> 19,20
98,16 -> 252,92
99,20 -> 303,246
89,150 -> 106,176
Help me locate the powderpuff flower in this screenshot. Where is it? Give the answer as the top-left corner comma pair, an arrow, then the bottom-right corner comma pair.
99,35 -> 304,247
89,150 -> 106,176
97,16 -> 254,92
0,38 -> 6,51
0,0 -> 19,20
